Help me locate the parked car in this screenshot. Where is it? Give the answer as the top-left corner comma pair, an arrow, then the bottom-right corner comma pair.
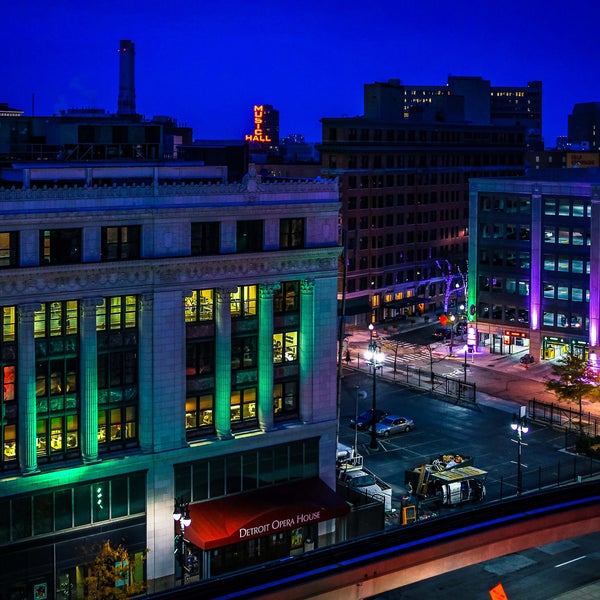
375,415 -> 415,437
350,408 -> 388,430
520,354 -> 535,364
432,327 -> 452,340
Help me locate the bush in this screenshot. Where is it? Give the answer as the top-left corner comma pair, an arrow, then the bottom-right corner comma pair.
575,434 -> 600,458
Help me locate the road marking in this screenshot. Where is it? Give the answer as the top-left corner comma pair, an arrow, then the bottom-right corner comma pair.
554,555 -> 586,568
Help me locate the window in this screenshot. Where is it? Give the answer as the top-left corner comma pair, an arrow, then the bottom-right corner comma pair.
231,286 -> 257,318
101,226 -> 140,261
96,296 -> 137,330
191,222 -> 220,255
231,336 -> 257,370
236,220 -> 263,252
97,296 -> 138,451
280,218 -> 304,249
558,199 -> 570,216
34,301 -> 79,462
274,282 -> 299,313
0,232 -> 18,268
273,381 -> 298,419
544,227 -> 555,243
273,331 -> 298,363
572,259 -> 584,274
543,283 -> 555,299
572,287 -> 584,302
558,228 -> 570,244
557,286 -> 569,300
543,197 -> 556,215
543,255 -> 555,271
186,341 -> 214,375
40,229 -> 82,265
231,388 -> 257,425
543,311 -> 554,326
186,394 -> 214,431
518,281 -> 529,295
185,290 -> 214,322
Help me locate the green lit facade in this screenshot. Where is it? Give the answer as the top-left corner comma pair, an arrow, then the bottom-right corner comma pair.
0,163 -> 342,596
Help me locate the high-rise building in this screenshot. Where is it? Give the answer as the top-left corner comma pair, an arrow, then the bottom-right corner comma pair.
568,102 -> 600,151
245,104 -> 280,151
0,162 -> 346,595
321,77 -> 531,323
468,168 -> 600,363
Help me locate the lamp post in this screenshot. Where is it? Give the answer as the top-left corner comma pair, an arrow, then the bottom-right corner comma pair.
365,340 -> 385,450
173,498 -> 192,584
463,344 -> 468,383
511,406 -> 529,495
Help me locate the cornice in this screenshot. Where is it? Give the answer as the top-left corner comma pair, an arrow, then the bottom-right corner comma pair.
0,249 -> 340,303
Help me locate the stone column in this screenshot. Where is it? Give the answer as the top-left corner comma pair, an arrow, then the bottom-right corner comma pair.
258,284 -> 278,431
80,297 -> 103,464
17,303 -> 41,475
215,287 -> 236,439
138,294 -> 154,453
299,279 -> 315,423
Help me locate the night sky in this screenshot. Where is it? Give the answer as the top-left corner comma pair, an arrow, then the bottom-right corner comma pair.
3,1 -> 600,145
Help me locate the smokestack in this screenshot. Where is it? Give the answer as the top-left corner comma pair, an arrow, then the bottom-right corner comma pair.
117,40 -> 136,116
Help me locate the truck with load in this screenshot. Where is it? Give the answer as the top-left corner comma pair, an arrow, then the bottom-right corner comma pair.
405,452 -> 486,507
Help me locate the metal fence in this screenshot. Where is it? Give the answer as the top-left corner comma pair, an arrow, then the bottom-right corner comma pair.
492,452 -> 600,501
528,398 -> 600,438
353,362 -> 477,404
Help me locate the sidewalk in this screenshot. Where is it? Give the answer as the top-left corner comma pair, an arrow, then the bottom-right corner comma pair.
342,321 -> 600,420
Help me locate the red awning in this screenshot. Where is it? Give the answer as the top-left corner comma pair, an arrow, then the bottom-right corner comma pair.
185,478 -> 350,550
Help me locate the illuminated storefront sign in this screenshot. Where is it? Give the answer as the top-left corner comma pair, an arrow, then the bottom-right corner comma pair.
239,510 -> 321,539
245,105 -> 272,143
504,330 -> 527,338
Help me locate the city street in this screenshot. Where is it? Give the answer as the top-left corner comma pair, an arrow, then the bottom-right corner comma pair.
338,321 -> 600,600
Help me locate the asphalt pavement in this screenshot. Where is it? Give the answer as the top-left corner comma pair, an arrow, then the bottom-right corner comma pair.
342,318 -> 600,419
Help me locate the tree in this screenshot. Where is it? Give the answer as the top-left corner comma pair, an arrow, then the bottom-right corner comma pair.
435,259 -> 467,313
545,352 -> 598,433
82,540 -> 147,599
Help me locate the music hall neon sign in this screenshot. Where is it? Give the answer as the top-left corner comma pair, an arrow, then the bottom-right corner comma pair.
245,105 -> 272,143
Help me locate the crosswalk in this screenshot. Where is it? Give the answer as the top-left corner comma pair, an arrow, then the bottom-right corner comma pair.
370,340 -> 431,366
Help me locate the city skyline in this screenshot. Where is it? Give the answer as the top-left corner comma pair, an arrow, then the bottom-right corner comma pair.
3,1 -> 600,145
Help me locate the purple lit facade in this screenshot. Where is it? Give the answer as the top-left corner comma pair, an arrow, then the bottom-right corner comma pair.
469,169 -> 600,362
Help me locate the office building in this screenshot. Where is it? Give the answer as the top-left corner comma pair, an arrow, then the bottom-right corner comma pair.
468,169 -> 600,362
321,77 -> 530,322
568,102 -> 600,151
0,162 -> 345,596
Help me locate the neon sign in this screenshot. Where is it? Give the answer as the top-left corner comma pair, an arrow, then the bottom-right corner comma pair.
245,105 -> 272,143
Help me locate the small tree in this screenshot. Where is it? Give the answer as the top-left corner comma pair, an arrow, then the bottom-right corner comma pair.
545,352 -> 598,433
435,259 -> 468,313
83,540 -> 147,599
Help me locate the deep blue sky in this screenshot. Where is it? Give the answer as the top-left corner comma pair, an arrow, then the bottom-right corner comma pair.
3,1 -> 599,145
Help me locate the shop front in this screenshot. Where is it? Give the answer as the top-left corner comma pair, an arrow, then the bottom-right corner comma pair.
542,336 -> 588,360
183,478 -> 350,580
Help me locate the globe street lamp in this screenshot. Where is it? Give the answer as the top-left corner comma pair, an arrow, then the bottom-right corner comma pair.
511,406 -> 529,495
365,341 -> 385,450
173,498 -> 192,584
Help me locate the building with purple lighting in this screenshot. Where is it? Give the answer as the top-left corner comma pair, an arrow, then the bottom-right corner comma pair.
468,169 -> 600,363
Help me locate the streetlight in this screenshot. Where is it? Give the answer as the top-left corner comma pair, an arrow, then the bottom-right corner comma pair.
463,344 -> 468,383
511,406 -> 529,495
173,498 -> 192,584
365,340 -> 385,450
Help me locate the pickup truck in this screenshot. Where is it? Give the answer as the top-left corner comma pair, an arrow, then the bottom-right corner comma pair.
337,463 -> 393,511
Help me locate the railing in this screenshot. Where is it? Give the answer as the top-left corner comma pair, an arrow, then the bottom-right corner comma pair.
352,360 -> 477,403
528,398 -> 600,437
